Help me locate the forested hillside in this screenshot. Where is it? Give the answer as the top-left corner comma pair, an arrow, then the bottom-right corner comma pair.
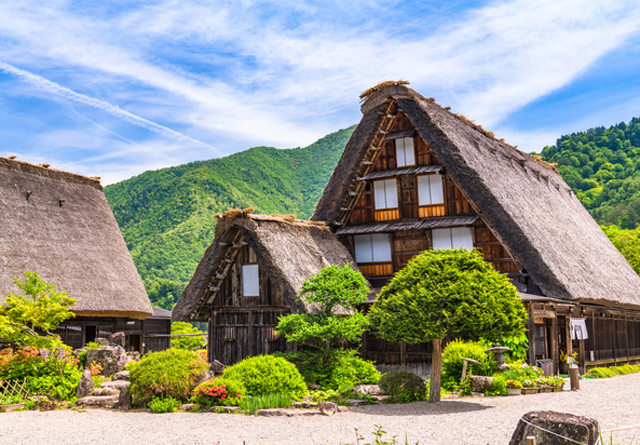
539,117 -> 640,229
104,126 -> 355,309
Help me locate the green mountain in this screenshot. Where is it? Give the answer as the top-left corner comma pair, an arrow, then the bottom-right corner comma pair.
104,126 -> 355,308
539,117 -> 640,229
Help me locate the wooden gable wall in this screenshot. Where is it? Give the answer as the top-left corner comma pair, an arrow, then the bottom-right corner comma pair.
207,242 -> 290,365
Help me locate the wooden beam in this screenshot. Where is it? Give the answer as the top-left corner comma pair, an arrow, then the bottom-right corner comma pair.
551,314 -> 559,374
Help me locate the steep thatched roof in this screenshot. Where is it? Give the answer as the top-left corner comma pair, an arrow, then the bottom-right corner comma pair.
313,84 -> 640,310
0,157 -> 152,319
172,212 -> 358,322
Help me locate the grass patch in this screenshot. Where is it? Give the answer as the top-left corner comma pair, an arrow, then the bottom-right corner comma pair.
239,392 -> 293,415
584,364 -> 640,379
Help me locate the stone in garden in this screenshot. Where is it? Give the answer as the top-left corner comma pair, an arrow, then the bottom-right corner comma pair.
318,401 -> 338,416
77,395 -> 119,407
76,369 -> 94,399
113,370 -> 130,381
354,384 -> 386,395
108,332 -> 126,348
181,403 -> 196,411
91,387 -> 120,396
118,387 -> 131,410
211,359 -> 225,375
509,410 -> 599,445
294,401 -> 310,409
337,405 -> 349,413
469,375 -> 493,392
306,383 -> 322,391
485,343 -> 511,371
95,338 -> 110,347
255,408 -> 289,417
345,399 -> 368,406
86,348 -> 118,376
100,380 -> 130,391
192,370 -> 215,389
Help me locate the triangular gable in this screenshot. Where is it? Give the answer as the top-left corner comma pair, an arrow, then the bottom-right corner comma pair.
313,84 -> 640,310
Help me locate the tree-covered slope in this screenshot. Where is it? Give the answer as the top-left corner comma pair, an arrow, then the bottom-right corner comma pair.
539,118 -> 640,229
104,126 -> 355,304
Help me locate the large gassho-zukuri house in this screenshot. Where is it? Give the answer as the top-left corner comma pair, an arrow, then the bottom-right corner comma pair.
0,157 -> 169,352
174,81 -> 640,374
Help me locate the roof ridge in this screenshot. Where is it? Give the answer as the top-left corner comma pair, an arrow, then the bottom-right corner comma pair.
0,156 -> 103,184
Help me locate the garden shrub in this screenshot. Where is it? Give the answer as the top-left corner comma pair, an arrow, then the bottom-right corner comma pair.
129,348 -> 209,404
500,362 -> 544,382
0,347 -> 81,400
486,374 -> 508,396
378,370 -> 426,403
441,340 -> 495,390
222,355 -> 307,400
148,396 -> 181,413
190,378 -> 244,406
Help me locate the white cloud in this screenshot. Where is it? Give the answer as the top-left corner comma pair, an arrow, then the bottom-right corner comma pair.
1,0 -> 640,179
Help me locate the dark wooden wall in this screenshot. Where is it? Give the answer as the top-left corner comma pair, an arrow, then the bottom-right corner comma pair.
207,243 -> 290,365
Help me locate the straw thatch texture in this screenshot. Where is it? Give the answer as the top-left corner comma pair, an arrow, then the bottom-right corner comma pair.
172,214 -> 357,321
0,158 -> 152,319
313,85 -> 640,310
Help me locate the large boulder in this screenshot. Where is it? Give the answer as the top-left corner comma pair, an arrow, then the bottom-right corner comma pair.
108,332 -> 126,349
76,370 -> 94,399
509,411 -> 599,445
85,346 -> 132,376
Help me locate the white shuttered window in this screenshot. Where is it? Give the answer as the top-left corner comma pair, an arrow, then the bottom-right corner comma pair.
242,264 -> 260,296
395,137 -> 415,167
354,234 -> 392,263
417,174 -> 444,205
373,179 -> 398,209
432,227 -> 474,250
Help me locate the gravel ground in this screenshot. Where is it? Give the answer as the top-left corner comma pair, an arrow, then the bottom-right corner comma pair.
2,374 -> 640,445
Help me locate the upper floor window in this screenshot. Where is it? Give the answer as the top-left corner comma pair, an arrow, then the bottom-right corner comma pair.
374,179 -> 398,209
418,174 -> 444,205
432,227 -> 474,250
242,264 -> 260,296
354,233 -> 392,263
395,137 -> 415,167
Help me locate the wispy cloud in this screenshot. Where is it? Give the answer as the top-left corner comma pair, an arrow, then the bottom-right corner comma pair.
1,0 -> 640,180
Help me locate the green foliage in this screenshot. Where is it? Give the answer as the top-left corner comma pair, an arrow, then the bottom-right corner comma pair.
239,392 -> 294,414
0,347 -> 81,400
378,370 -> 426,403
222,355 -> 307,400
129,348 -> 209,404
368,249 -> 527,344
0,271 -> 76,349
0,394 -> 24,405
486,374 -> 508,396
148,396 -> 181,413
190,378 -> 244,406
499,362 -> 544,382
144,278 -> 187,311
538,117 -> 640,229
602,225 -> 640,275
584,364 -> 640,379
170,322 -> 205,351
441,340 -> 495,390
353,425 -> 422,445
104,127 -> 355,286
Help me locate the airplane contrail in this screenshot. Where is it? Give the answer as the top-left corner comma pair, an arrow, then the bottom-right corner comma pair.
0,61 -> 219,152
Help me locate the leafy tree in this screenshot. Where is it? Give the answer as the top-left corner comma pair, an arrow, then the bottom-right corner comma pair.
368,249 -> 527,402
0,271 -> 76,349
171,321 -> 206,351
276,264 -> 370,373
601,225 -> 640,275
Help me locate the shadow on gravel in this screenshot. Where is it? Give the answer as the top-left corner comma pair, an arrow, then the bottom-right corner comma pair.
350,400 -> 491,417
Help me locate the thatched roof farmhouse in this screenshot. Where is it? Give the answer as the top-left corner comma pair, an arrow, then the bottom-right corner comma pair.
0,157 -> 157,350
178,82 -> 640,373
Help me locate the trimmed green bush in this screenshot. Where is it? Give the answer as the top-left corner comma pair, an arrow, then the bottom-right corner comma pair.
486,374 -> 508,396
129,348 -> 209,404
441,340 -> 494,390
584,364 -> 640,379
222,355 -> 307,400
378,370 -> 426,403
148,396 -> 181,413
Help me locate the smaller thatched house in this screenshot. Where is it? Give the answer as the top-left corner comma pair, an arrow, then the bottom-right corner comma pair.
172,210 -> 358,364
0,157 -> 160,351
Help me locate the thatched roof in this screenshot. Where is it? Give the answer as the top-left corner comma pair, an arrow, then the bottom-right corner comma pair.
172,212 -> 359,322
313,84 -> 640,310
0,157 -> 152,319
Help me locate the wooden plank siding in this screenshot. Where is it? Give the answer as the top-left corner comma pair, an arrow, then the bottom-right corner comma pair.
208,243 -> 290,365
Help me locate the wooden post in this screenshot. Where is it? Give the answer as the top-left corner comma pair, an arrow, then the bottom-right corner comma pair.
247,310 -> 255,357
527,436 -> 537,445
400,341 -> 407,369
551,312 -> 559,374
566,320 -> 573,359
527,304 -> 536,365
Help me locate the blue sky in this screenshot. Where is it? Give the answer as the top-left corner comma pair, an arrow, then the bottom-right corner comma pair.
2,0 -> 640,184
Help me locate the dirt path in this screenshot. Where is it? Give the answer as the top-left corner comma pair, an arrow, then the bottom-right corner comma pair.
2,373 -> 639,445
